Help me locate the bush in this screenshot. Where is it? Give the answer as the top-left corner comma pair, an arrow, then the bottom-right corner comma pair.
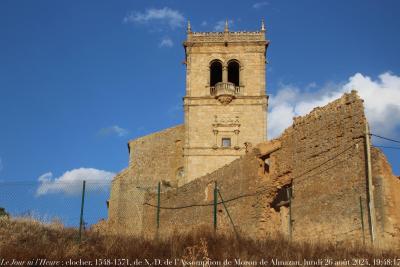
0,207 -> 9,218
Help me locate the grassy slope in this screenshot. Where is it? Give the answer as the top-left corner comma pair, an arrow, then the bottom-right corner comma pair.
0,218 -> 398,266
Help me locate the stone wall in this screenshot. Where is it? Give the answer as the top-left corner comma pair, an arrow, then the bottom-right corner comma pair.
371,147 -> 400,248
142,151 -> 270,238
127,125 -> 185,186
269,91 -> 369,243
141,91 -> 400,247
107,125 -> 184,234
183,101 -> 267,183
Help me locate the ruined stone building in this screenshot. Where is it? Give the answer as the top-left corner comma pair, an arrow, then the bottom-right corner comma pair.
107,21 -> 400,247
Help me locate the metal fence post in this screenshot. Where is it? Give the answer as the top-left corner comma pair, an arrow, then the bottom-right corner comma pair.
157,181 -> 161,233
365,123 -> 376,244
213,181 -> 218,232
359,196 -> 366,245
78,180 -> 86,242
218,189 -> 239,238
287,187 -> 292,241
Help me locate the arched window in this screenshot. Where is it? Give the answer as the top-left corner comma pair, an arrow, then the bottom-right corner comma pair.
228,60 -> 240,86
210,60 -> 222,87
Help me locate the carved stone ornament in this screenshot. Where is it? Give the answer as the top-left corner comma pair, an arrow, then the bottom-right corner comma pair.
217,95 -> 234,105
214,82 -> 237,105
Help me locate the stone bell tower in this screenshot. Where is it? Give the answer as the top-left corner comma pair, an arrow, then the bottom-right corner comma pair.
182,20 -> 269,183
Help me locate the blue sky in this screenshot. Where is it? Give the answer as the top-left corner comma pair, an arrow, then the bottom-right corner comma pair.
0,0 -> 400,224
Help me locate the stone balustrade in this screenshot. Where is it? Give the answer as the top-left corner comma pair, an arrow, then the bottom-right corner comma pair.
210,82 -> 241,104
210,82 -> 240,96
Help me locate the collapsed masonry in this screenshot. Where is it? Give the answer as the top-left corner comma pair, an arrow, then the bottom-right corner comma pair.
107,91 -> 400,247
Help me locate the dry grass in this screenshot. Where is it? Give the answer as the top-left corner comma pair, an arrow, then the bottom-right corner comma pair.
0,217 -> 398,266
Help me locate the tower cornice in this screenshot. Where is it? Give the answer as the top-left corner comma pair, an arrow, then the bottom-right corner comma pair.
185,31 -> 267,44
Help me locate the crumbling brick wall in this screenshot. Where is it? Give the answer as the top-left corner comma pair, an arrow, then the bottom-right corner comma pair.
114,91 -> 400,249
141,92 -> 369,240
142,152 -> 271,238
268,91 -> 369,243
108,125 -> 184,234
140,91 -> 400,247
371,147 -> 400,248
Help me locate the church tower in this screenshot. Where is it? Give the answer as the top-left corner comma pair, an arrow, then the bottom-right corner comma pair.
183,20 -> 269,183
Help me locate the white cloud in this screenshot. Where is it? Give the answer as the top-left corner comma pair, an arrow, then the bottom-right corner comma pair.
123,7 -> 185,29
268,72 -> 400,140
213,19 -> 234,32
159,37 -> 174,48
36,168 -> 115,196
253,2 -> 269,8
201,21 -> 208,27
98,125 -> 128,137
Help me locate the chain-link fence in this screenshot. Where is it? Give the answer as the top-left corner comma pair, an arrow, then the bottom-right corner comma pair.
138,179 -> 369,244
144,182 -> 240,237
0,180 -> 110,238
130,139 -> 374,244
0,177 -> 375,245
0,144 -> 376,246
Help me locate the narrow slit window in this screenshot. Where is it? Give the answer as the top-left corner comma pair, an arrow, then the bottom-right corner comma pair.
264,155 -> 270,174
260,153 -> 271,174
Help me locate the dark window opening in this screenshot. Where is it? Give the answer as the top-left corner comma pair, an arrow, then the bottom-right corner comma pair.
261,154 -> 270,174
210,61 -> 222,86
222,138 -> 231,148
228,61 -> 240,86
270,183 -> 292,212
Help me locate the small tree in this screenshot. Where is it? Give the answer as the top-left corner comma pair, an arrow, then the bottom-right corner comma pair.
0,207 -> 9,218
